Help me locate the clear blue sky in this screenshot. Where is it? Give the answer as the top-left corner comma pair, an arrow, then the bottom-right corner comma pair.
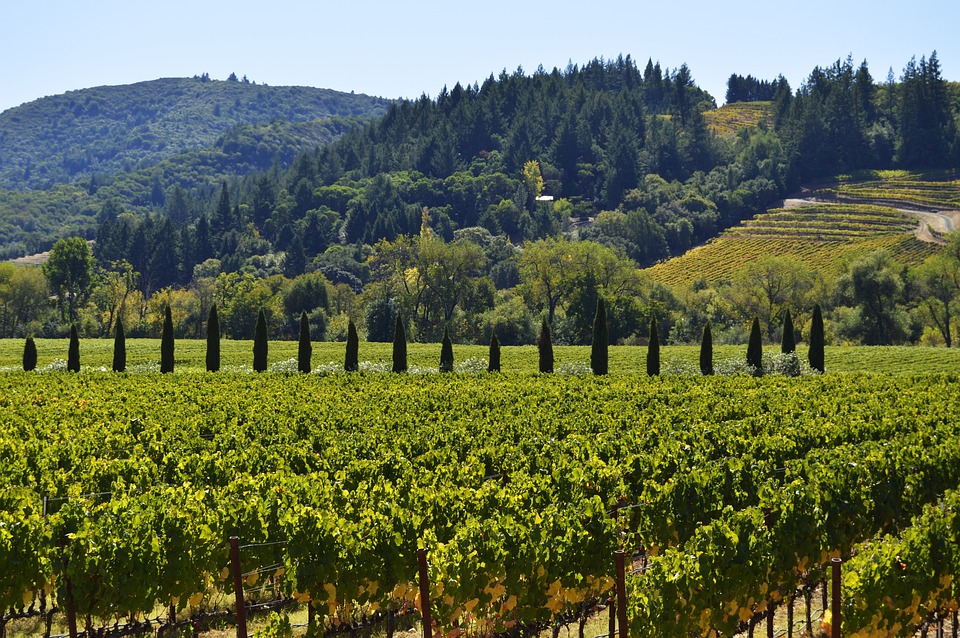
2,0 -> 958,114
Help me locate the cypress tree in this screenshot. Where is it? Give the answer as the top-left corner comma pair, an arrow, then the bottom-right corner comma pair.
439,325 -> 454,373
206,305 -> 220,372
699,322 -> 714,376
67,324 -> 80,372
392,313 -> 407,373
23,337 -> 37,372
591,297 -> 608,375
113,317 -> 126,372
646,316 -> 660,376
746,317 -> 763,375
298,310 -> 312,373
809,304 -> 825,373
781,308 -> 796,354
345,320 -> 359,372
488,331 -> 501,373
160,305 -> 174,373
253,309 -> 268,372
537,318 -> 554,373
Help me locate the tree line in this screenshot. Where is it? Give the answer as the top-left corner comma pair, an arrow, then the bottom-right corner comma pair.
14,221 -> 960,354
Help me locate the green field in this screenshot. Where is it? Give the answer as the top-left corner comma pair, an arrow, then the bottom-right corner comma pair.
6,338 -> 960,375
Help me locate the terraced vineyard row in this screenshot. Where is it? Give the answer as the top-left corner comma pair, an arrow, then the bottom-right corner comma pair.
648,202 -> 939,287
3,373 -> 960,638
824,171 -> 960,210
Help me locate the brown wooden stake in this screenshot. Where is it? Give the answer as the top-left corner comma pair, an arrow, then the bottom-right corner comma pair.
615,550 -> 627,638
787,595 -> 794,638
608,596 -> 616,638
805,589 -> 812,636
767,605 -> 774,638
831,558 -> 842,638
59,536 -> 78,638
953,610 -> 958,638
230,536 -> 247,638
417,548 -> 433,638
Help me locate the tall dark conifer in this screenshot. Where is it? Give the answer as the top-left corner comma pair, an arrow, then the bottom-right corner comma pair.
439,325 -> 454,373
781,308 -> 796,354
809,304 -> 825,373
113,317 -> 126,372
537,319 -> 554,373
591,298 -> 608,375
699,322 -> 714,376
298,310 -> 312,373
345,320 -> 359,372
392,313 -> 407,373
160,305 -> 174,373
67,325 -> 80,372
646,316 -> 660,376
253,309 -> 268,372
488,332 -> 501,373
746,317 -> 763,375
206,305 -> 220,372
23,337 -> 37,372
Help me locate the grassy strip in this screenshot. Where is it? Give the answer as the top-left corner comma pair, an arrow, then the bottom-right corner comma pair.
2,339 -> 960,375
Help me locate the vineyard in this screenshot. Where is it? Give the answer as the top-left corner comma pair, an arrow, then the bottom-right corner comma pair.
702,102 -> 774,136
3,372 -> 960,638
646,201 -> 940,288
820,171 -> 960,211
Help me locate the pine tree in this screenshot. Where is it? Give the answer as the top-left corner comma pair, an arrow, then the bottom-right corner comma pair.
22,337 -> 37,372
67,325 -> 80,372
113,317 -> 126,372
439,325 -> 454,373
746,317 -> 763,375
646,316 -> 660,376
699,322 -> 714,376
591,297 -> 608,375
781,308 -> 796,354
206,305 -> 220,372
488,332 -> 501,373
392,313 -> 407,373
345,320 -> 359,372
537,318 -> 554,373
809,304 -> 825,373
160,305 -> 174,373
298,310 -> 312,373
253,309 -> 268,372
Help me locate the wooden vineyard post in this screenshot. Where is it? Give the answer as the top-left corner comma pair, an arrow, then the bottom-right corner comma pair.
831,558 -> 841,638
608,594 -> 616,638
230,536 -> 247,638
767,605 -> 774,638
787,595 -> 794,638
615,550 -> 627,638
60,536 -> 78,638
417,548 -> 434,638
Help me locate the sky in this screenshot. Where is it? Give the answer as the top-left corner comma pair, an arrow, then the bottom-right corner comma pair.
2,0 -> 959,114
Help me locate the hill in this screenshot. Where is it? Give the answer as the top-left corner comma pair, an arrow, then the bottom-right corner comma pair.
0,76 -> 391,190
645,173 -> 958,287
0,116 -> 369,259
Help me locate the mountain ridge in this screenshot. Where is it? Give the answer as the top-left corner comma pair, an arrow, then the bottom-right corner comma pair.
0,76 -> 392,190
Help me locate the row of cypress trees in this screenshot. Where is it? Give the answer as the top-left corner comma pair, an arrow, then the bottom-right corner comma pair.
22,302 -> 826,376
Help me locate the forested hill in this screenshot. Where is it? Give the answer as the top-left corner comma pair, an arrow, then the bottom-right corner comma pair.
0,76 -> 392,190
86,53 -> 960,300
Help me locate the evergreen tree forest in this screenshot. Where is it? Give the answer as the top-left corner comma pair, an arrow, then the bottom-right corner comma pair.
5,53 -> 960,348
